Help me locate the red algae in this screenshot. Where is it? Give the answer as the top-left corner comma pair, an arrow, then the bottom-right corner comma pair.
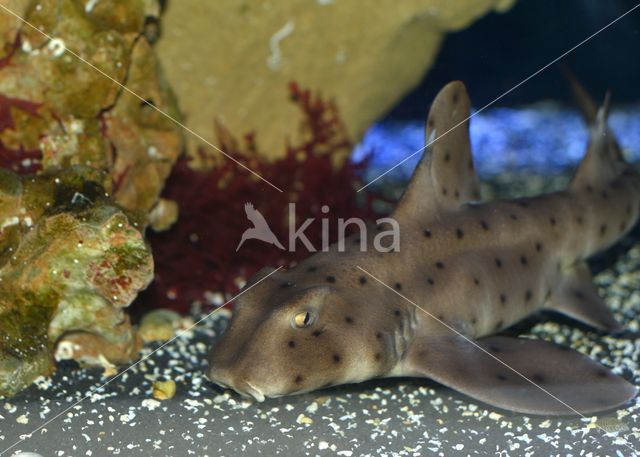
139,83 -> 383,312
0,35 -> 43,174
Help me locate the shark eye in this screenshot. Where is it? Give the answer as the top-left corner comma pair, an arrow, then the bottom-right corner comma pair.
293,311 -> 314,328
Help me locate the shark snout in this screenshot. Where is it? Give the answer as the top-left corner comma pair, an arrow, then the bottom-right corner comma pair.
206,348 -> 269,402
206,363 -> 266,401
206,363 -> 231,389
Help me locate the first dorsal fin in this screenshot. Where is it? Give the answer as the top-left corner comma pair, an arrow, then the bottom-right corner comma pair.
394,81 -> 481,221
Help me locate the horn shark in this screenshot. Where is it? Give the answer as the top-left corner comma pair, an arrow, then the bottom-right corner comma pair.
207,80 -> 639,415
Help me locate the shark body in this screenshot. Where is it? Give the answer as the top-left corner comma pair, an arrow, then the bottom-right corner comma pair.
207,81 -> 639,415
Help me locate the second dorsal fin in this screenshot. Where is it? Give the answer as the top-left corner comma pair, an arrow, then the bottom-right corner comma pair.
394,81 -> 481,222
565,74 -> 627,191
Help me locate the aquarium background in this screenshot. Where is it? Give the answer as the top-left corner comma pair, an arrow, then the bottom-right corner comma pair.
358,0 -> 640,179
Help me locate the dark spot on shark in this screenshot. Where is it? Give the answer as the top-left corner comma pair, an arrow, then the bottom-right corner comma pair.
288,340 -> 295,348
436,314 -> 444,321
596,369 -> 609,378
306,266 -> 317,272
375,331 -> 383,339
497,374 -> 508,381
454,189 -> 460,199
600,224 -> 607,236
423,228 -> 432,238
345,316 -> 354,324
549,217 -> 557,226
427,118 -> 435,128
480,220 -> 489,230
576,216 -> 584,225
442,187 -> 448,196
470,316 -> 478,324
374,352 -> 382,361
280,281 -> 294,289
326,275 -> 336,283
394,282 -> 402,291
452,90 -> 459,104
456,228 -> 464,239
574,290 -> 585,299
427,277 -> 435,285
601,190 -> 609,200
525,289 -> 533,302
312,330 -> 322,337
394,309 -> 401,317
535,242 -> 543,252
294,375 -> 303,384
520,255 -> 528,266
620,220 -> 627,232
333,354 -> 341,363
494,320 -> 503,331
626,203 -> 632,216
509,213 -> 518,221
586,184 -> 594,193
359,276 -> 367,285
468,160 -> 473,170
489,345 -> 501,353
473,277 -> 480,285
500,294 -> 507,305
495,258 -> 502,268
444,152 -> 451,162
532,374 -> 545,383
517,200 -> 530,208
435,261 -> 445,269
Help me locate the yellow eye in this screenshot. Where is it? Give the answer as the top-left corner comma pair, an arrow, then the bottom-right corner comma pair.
294,311 -> 313,328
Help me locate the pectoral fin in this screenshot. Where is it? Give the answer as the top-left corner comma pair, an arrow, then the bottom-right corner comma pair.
402,334 -> 637,415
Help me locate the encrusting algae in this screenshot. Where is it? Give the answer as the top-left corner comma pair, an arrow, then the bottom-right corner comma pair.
0,0 -> 183,395
0,166 -> 153,396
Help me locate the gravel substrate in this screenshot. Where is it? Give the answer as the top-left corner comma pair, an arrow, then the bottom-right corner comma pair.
1,171 -> 639,457
0,250 -> 639,455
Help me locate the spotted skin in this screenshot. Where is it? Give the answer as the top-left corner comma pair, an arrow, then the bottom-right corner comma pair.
207,81 -> 638,415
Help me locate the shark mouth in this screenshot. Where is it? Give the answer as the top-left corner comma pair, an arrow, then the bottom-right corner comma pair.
239,381 -> 266,402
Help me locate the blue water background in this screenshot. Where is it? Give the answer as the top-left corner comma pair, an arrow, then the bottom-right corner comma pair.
354,104 -> 640,180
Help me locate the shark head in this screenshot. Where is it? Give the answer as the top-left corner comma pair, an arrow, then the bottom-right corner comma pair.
206,266 -> 397,401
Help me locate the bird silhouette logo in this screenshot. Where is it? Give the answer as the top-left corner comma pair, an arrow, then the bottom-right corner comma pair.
236,203 -> 285,251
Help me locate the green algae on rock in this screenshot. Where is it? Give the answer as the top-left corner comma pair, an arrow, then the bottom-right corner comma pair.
0,166 -> 153,396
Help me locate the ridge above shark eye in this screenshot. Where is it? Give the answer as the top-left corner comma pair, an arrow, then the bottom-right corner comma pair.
293,311 -> 314,328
